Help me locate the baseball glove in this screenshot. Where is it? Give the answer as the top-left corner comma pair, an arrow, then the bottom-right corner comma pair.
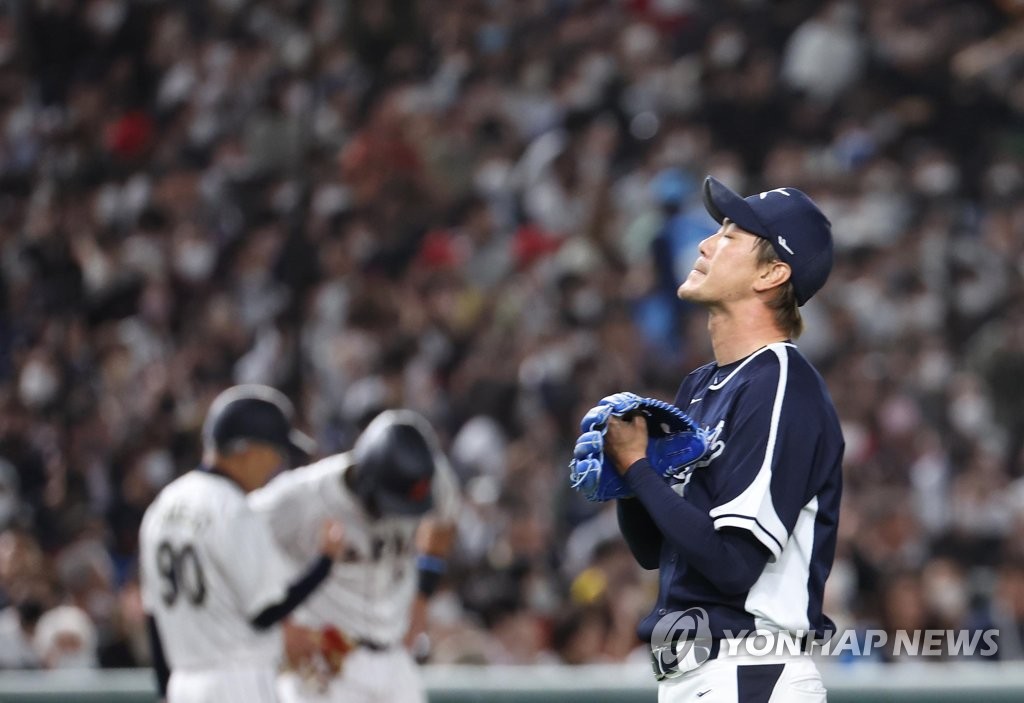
569,392 -> 707,502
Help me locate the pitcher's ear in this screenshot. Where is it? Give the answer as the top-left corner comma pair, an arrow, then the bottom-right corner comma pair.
754,260 -> 792,293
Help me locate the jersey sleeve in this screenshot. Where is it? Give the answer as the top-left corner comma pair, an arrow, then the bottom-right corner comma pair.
213,501 -> 297,619
707,347 -> 829,561
430,455 -> 461,523
249,454 -> 351,559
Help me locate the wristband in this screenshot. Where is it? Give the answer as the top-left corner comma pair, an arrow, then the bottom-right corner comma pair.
416,555 -> 447,597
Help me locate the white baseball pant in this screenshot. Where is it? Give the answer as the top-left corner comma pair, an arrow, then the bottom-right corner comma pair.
277,647 -> 425,703
658,653 -> 827,703
168,665 -> 280,703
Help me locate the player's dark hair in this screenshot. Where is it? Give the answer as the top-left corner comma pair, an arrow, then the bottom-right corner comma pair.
753,238 -> 804,339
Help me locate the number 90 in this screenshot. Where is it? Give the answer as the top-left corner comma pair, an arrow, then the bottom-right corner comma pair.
156,541 -> 207,606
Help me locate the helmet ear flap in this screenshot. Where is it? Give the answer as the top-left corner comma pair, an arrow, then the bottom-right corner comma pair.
348,460 -> 373,504
350,418 -> 436,517
349,464 -> 382,518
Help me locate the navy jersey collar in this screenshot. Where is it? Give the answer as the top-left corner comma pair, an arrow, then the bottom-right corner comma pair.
709,341 -> 795,390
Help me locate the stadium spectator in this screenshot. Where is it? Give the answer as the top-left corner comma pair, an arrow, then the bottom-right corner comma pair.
0,0 -> 1022,668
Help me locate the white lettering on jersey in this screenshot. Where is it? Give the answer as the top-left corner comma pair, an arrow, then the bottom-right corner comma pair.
670,420 -> 726,497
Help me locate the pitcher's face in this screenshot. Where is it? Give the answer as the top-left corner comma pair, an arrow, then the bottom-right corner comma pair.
677,220 -> 764,306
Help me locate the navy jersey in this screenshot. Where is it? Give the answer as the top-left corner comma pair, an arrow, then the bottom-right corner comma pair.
637,342 -> 843,643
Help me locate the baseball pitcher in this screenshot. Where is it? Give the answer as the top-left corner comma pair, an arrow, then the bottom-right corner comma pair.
575,177 -> 843,702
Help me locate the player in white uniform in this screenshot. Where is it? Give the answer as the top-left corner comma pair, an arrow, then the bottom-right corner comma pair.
140,385 -> 347,703
250,409 -> 460,703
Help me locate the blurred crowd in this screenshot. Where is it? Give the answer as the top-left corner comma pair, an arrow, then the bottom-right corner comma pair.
0,0 -> 1023,670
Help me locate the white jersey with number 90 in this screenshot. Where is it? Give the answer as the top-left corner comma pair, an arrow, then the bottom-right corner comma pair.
139,471 -> 297,671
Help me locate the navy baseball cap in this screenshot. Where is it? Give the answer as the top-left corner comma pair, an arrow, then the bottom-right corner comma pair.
702,176 -> 834,305
203,385 -> 316,464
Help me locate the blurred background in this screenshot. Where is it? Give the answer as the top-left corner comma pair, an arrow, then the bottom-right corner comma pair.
0,0 -> 1022,678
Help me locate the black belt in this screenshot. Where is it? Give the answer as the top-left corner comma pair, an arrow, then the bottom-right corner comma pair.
650,639 -> 714,681
356,638 -> 392,652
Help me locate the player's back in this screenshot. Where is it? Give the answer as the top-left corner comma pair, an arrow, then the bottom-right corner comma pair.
140,471 -> 287,671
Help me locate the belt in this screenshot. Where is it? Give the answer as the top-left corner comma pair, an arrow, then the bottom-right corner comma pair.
356,638 -> 392,652
650,634 -> 815,681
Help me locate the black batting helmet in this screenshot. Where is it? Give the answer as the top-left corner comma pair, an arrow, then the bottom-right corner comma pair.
349,410 -> 439,517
